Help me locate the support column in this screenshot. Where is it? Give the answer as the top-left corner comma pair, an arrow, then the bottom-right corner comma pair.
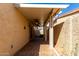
49,17 -> 54,48
45,26 -> 47,41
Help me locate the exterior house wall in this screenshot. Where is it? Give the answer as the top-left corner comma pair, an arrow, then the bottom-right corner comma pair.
54,12 -> 79,56
0,4 -> 30,55
72,13 -> 79,56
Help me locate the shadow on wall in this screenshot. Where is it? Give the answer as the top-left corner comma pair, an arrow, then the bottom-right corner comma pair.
53,22 -> 64,47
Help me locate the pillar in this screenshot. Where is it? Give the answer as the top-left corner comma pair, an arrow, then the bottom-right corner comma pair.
45,26 -> 47,41
49,16 -> 54,48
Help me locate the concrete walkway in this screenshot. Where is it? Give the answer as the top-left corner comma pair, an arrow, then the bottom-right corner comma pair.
15,38 -> 57,56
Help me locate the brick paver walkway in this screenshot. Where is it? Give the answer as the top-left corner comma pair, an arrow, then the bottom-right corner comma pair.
15,38 -> 56,56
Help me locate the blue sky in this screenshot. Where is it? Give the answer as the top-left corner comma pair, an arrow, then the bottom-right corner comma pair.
56,4 -> 79,17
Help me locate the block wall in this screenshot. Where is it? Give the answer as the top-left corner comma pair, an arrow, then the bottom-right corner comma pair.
54,12 -> 79,56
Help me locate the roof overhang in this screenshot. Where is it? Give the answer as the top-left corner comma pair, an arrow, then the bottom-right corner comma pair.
15,4 -> 70,26
18,4 -> 70,8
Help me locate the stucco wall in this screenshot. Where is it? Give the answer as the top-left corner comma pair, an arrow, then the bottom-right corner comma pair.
0,4 -> 30,55
54,12 -> 79,56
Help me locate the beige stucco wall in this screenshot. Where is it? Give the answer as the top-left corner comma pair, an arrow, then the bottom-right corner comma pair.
0,4 -> 30,55
54,12 -> 79,56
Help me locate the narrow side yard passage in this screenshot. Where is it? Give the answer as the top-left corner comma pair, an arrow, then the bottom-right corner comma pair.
15,38 -> 57,56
